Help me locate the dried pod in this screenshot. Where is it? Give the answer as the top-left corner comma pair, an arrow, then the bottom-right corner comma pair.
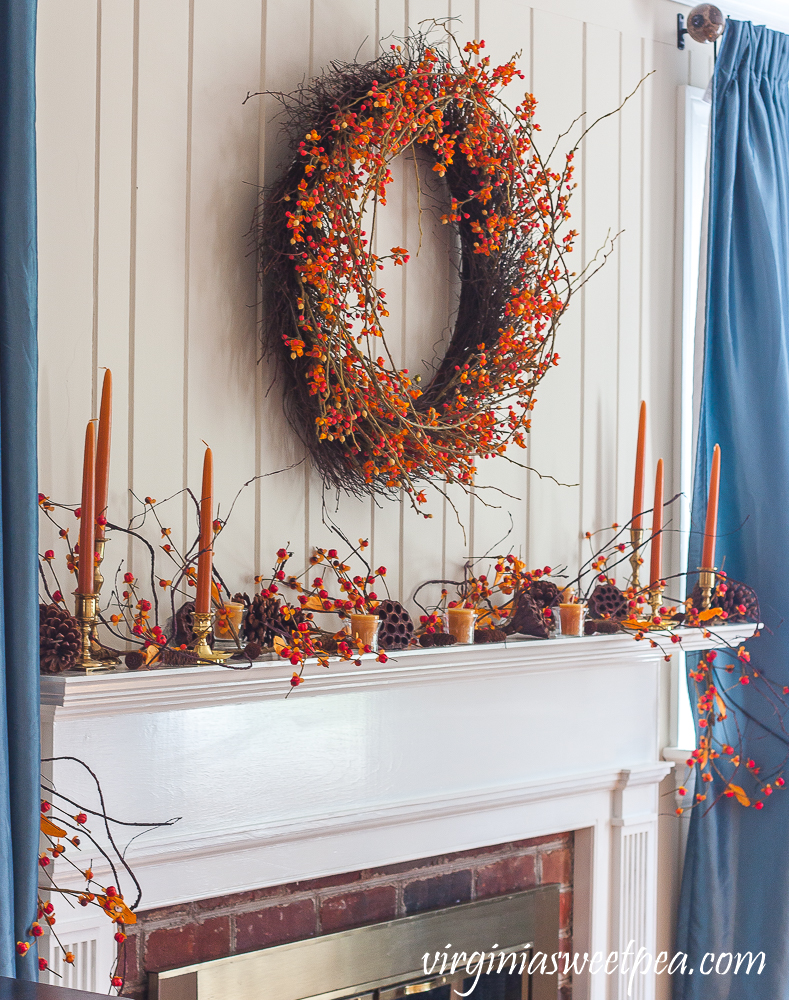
528,580 -> 560,610
688,578 -> 759,622
160,647 -> 200,666
173,601 -> 214,649
588,584 -> 628,620
377,599 -> 415,650
232,641 -> 263,661
124,650 -> 145,670
503,591 -> 550,639
584,618 -> 623,636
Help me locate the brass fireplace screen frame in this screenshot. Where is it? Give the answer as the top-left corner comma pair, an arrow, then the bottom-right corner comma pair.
150,886 -> 560,1000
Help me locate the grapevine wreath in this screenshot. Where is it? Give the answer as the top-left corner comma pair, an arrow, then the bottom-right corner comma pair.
255,33 -> 586,510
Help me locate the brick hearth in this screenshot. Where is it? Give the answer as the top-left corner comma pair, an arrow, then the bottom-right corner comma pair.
120,832 -> 574,999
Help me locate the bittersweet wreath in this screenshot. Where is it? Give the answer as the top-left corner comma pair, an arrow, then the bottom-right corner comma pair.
256,33 -> 594,511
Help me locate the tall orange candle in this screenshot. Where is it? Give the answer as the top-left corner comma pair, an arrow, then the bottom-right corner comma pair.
632,401 -> 647,529
95,369 -> 112,539
649,459 -> 664,587
195,447 -> 213,615
701,444 -> 721,568
78,421 -> 96,594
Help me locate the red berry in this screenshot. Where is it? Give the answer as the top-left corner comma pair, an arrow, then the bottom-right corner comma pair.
112,977 -> 124,989
106,886 -> 117,897
76,813 -> 88,824
39,959 -> 48,971
40,800 -> 50,812
114,932 -> 126,943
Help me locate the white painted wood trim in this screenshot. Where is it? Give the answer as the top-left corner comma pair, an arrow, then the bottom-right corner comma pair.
40,624 -> 758,717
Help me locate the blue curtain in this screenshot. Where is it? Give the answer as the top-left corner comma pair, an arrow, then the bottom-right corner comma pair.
676,20 -> 789,1000
0,0 -> 40,982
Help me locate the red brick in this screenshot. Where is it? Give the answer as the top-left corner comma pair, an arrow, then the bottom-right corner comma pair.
235,899 -> 316,953
293,871 -> 363,892
403,870 -> 472,915
541,847 -> 572,885
119,933 -> 141,991
144,917 -> 229,972
476,854 -> 537,899
136,901 -> 192,924
320,885 -> 397,933
144,925 -> 196,972
559,889 -> 573,932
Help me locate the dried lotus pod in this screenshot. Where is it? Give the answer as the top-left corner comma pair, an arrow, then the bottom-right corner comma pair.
377,599 -> 415,650
528,579 -> 560,610
39,604 -> 81,674
588,583 -> 628,620
502,591 -> 550,639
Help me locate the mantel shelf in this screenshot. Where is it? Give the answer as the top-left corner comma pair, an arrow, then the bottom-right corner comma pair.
40,623 -> 759,718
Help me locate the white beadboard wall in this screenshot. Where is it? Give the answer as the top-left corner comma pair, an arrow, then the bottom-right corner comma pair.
35,0 -> 713,610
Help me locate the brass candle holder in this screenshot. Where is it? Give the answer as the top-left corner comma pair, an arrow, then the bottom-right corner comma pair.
74,592 -> 113,673
697,567 -> 717,610
190,610 -> 230,663
649,583 -> 665,621
629,527 -> 644,591
89,537 -> 121,664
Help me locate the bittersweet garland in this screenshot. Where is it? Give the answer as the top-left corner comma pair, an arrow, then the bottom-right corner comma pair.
255,33 -> 592,510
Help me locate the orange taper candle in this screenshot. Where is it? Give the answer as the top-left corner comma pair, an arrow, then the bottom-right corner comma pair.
95,369 -> 112,539
78,421 -> 96,594
195,447 -> 213,615
632,401 -> 647,529
701,444 -> 721,568
649,459 -> 664,587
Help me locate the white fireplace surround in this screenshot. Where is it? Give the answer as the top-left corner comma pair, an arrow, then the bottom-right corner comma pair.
39,626 -> 755,1000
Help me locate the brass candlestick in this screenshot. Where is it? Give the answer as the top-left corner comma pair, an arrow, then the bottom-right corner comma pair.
697,567 -> 717,610
649,584 -> 665,621
89,537 -> 121,664
190,610 -> 230,663
629,527 -> 644,591
74,593 -> 112,673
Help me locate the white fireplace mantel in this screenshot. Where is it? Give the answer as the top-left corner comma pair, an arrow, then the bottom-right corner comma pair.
40,625 -> 756,1000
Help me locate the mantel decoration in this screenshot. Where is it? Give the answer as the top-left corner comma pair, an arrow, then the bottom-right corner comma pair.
254,32 -> 615,510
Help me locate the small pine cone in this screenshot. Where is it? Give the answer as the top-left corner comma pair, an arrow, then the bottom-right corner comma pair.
231,641 -> 263,661
503,592 -> 550,639
584,618 -> 623,635
588,584 -> 627,620
377,599 -> 415,650
160,647 -> 200,666
39,604 -> 81,674
688,578 -> 759,622
242,592 -> 303,647
474,628 -> 508,644
528,580 -> 560,610
233,592 -> 251,609
419,632 -> 457,648
125,650 -> 146,670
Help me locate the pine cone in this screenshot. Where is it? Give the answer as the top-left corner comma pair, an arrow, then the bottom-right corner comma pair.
474,627 -> 508,643
588,584 -> 628,620
688,578 -> 759,622
585,618 -> 623,635
419,632 -> 457,648
528,580 -> 560,610
40,604 -> 81,674
503,591 -> 550,639
242,592 -> 304,647
377,600 -> 415,650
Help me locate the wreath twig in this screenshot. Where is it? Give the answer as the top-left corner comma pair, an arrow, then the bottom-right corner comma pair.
254,32 -> 592,511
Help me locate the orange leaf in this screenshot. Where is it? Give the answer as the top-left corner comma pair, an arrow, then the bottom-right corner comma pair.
697,607 -> 723,621
728,784 -> 750,807
272,636 -> 287,654
715,692 -> 727,720
301,595 -> 326,611
97,895 -> 136,925
41,817 -> 67,839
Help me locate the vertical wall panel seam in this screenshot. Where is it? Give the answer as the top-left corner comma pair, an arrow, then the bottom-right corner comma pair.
615,31 -> 623,512
638,37 -> 645,404
255,0 -> 269,579
127,0 -> 141,570
92,0 -> 103,416
182,0 -> 195,546
577,20 -> 587,570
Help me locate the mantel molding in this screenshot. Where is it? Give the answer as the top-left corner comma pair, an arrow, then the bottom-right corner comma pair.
39,624 -> 758,718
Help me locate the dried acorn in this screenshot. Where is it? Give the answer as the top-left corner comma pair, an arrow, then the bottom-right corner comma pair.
39,604 -> 81,674
377,599 -> 415,650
